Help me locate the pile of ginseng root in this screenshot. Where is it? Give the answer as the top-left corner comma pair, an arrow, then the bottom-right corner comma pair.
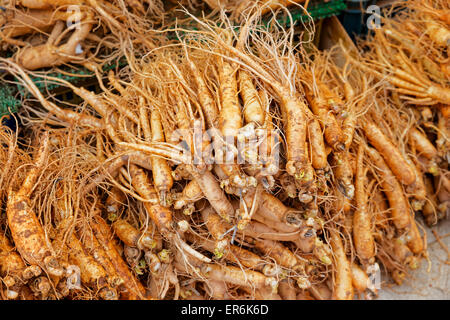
0,0 -> 166,70
0,0 -> 448,300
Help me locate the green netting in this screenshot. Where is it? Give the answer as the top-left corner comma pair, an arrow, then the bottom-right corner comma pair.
0,58 -> 128,117
0,85 -> 19,117
0,0 -> 346,116
277,0 -> 346,25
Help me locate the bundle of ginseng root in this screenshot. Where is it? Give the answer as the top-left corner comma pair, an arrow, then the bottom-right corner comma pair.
0,0 -> 166,70
198,0 -> 307,20
0,4 -> 447,300
341,0 -> 449,227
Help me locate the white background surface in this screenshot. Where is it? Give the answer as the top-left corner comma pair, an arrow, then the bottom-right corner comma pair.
377,218 -> 449,300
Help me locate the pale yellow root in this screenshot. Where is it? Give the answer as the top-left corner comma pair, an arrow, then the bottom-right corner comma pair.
238,69 -> 265,125
329,229 -> 354,300
366,147 -> 412,230
218,57 -> 243,138
353,144 -> 375,263
308,120 -> 328,170
201,263 -> 275,290
62,226 -> 118,300
1,8 -> 83,38
185,232 -> 264,270
201,206 -> 230,241
254,238 -> 310,288
332,151 -> 355,199
190,169 -> 235,223
406,217 -> 424,255
0,233 -> 40,299
82,230 -> 123,288
252,211 -> 300,233
150,110 -> 174,206
215,58 -> 249,189
239,220 -> 301,242
173,180 -> 204,212
362,120 -> 416,185
281,93 -> 315,184
128,164 -> 173,232
256,191 -> 302,225
303,80 -> 346,151
351,263 -> 370,294
409,128 -> 438,160
253,238 -> 298,269
186,49 -> 219,128
112,219 -> 158,251
90,215 -> 151,300
6,132 -> 63,277
15,12 -> 94,70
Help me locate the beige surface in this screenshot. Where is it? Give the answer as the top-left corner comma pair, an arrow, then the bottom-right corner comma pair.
377,218 -> 449,300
